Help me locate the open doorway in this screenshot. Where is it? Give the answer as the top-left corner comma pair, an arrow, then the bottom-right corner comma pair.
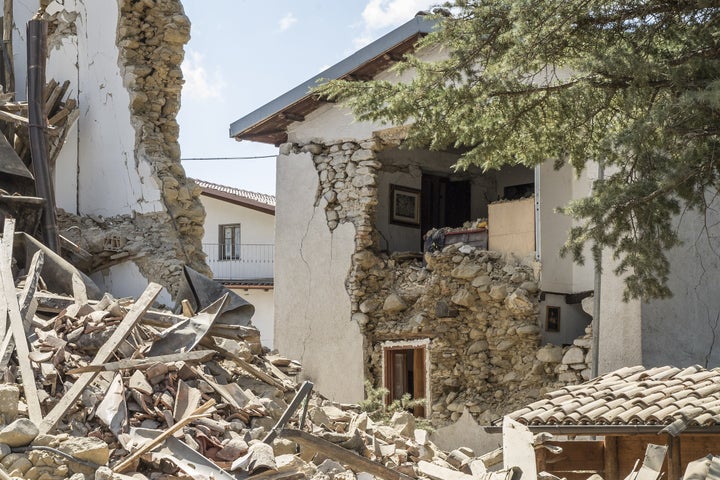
383,344 -> 427,417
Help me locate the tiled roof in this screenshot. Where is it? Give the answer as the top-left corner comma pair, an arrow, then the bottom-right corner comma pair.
193,179 -> 275,216
506,365 -> 720,429
193,179 -> 275,207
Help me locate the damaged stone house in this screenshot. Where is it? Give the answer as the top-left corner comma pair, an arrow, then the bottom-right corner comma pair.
1,0 -> 209,304
229,13 -> 720,440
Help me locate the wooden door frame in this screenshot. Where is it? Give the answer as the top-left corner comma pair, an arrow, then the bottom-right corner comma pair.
380,339 -> 430,417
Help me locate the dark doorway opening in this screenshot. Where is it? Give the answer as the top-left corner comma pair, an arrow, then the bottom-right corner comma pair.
384,347 -> 426,417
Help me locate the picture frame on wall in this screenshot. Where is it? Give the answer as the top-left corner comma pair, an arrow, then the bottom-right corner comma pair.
546,306 -> 561,332
390,185 -> 421,226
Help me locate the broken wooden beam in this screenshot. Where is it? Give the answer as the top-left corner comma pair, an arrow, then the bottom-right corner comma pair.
113,399 -> 215,473
280,429 -> 415,480
0,219 -> 42,424
66,349 -> 216,374
38,282 -> 162,434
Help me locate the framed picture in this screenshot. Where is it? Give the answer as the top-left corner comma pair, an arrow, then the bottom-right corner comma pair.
546,306 -> 561,332
390,185 -> 421,226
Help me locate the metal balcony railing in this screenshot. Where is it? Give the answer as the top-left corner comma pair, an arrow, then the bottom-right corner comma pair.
202,243 -> 274,280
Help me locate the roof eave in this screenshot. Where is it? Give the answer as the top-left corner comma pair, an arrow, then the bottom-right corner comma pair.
229,14 -> 437,141
483,424 -> 720,435
200,189 -> 276,215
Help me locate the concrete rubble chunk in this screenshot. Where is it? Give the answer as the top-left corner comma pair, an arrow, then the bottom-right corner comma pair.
0,419 -> 39,447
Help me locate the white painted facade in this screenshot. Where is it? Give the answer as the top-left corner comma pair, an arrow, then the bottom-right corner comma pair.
198,189 -> 276,348
274,152 -> 365,402
12,0 -> 168,299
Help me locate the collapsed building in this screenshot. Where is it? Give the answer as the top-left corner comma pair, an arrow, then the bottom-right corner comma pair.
2,0 -> 209,307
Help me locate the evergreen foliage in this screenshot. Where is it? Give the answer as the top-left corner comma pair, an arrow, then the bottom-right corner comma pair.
319,1 -> 720,300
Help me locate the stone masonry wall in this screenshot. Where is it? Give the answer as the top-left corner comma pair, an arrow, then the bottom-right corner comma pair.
283,138 -> 591,427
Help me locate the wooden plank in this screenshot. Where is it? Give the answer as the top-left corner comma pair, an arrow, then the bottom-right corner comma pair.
0,219 -> 42,424
539,441 -> 604,474
604,436 -> 618,480
113,399 -> 215,473
666,435 -> 681,480
66,349 -> 216,374
203,339 -> 290,392
0,249 -> 45,372
418,460 -> 473,480
280,428 -> 415,480
38,282 -> 162,434
617,436 -> 669,478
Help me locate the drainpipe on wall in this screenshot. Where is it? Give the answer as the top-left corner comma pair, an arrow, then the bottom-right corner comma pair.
591,161 -> 604,378
27,17 -> 59,252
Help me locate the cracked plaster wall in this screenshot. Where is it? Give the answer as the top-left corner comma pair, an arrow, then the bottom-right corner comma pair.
274,150 -> 365,403
15,0 -> 210,298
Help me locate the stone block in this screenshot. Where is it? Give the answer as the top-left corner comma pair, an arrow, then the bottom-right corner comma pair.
516,324 -> 540,336
0,419 -> 38,447
58,436 -> 109,465
451,289 -> 476,308
450,263 -> 483,280
488,285 -> 507,301
0,385 -> 19,423
562,346 -> 585,365
383,294 -> 407,312
536,345 -> 563,363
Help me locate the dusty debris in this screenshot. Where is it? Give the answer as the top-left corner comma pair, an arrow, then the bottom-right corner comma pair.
0,218 -> 529,480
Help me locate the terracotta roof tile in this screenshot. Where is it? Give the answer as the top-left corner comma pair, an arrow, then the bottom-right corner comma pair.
507,365 -> 720,428
193,179 -> 276,208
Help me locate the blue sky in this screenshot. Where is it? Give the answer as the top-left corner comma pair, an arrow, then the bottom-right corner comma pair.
177,0 -> 435,195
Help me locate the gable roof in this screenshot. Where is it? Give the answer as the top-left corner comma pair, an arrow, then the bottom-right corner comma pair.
193,179 -> 275,215
487,365 -> 720,434
229,14 -> 437,146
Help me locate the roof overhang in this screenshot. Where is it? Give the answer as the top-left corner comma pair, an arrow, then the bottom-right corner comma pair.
229,15 -> 437,146
199,188 -> 275,215
483,424 -> 720,435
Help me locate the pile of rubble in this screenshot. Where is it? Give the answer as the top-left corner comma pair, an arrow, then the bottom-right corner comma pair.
0,218 -> 518,480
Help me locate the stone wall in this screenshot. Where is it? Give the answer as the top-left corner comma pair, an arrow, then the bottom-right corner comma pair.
283,137 -> 592,428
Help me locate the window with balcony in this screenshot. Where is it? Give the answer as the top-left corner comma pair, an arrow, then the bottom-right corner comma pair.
219,224 -> 241,260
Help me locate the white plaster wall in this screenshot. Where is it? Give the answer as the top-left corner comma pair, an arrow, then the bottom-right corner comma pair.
91,261 -> 174,308
199,195 -> 274,246
598,253 -> 643,374
376,169 -> 422,252
274,151 -> 365,402
230,286 -> 274,348
538,162 -> 594,294
42,0 -> 163,216
538,162 -> 574,293
641,205 -> 720,368
12,0 -> 37,102
540,293 -> 591,346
